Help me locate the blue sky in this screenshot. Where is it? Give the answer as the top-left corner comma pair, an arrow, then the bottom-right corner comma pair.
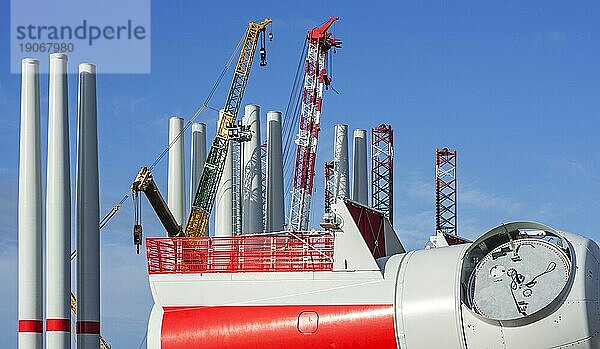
1,0 -> 600,347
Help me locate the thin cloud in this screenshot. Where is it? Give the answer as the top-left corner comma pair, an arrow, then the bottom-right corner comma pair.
460,187 -> 522,214
394,209 -> 435,250
547,30 -> 567,41
531,202 -> 579,222
406,180 -> 434,202
533,30 -> 567,43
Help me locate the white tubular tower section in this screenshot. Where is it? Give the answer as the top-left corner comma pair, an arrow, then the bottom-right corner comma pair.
168,116 -> 186,226
352,129 -> 368,205
333,124 -> 349,200
18,58 -> 43,349
46,53 -> 71,349
190,122 -> 207,208
265,111 -> 284,232
76,63 -> 100,348
214,110 -> 233,237
241,104 -> 264,234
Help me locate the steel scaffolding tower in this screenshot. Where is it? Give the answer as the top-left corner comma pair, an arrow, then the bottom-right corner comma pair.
371,124 -> 394,223
323,161 -> 335,215
435,148 -> 457,236
261,141 -> 267,230
231,141 -> 242,235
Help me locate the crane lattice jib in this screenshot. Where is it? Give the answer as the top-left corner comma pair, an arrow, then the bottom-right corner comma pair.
288,17 -> 341,231
186,18 -> 271,237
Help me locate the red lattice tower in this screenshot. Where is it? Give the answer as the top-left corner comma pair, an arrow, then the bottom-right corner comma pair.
288,17 -> 341,230
435,148 -> 457,235
371,124 -> 394,224
323,161 -> 335,215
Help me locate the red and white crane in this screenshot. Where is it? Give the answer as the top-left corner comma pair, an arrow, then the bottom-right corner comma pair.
288,17 -> 341,231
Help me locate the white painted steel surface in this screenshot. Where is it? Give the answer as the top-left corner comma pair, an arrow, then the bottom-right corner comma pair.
18,58 -> 43,349
394,245 -> 468,348
352,129 -> 368,204
76,63 -> 101,348
265,111 -> 284,232
146,305 -> 163,349
190,122 -> 207,211
168,116 -> 186,226
214,110 -> 233,237
333,124 -> 349,199
147,219 -> 600,348
241,105 -> 264,234
46,54 -> 71,349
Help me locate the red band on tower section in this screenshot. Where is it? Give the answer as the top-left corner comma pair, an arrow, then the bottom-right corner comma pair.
47,318 -> 70,332
18,320 -> 43,333
77,321 -> 100,334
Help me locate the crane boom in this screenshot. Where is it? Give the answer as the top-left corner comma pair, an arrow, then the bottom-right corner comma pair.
131,167 -> 181,238
186,18 -> 271,237
288,17 -> 341,231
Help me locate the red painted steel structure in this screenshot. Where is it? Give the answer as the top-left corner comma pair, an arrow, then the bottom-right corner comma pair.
371,124 -> 394,224
288,17 -> 341,231
18,320 -> 43,333
146,233 -> 334,274
46,319 -> 70,332
435,148 -> 457,235
345,201 -> 387,259
161,305 -> 396,349
442,232 -> 470,246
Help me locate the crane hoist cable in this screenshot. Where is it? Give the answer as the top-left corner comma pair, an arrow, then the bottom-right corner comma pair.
70,22 -> 252,260
91,28 -> 247,234
185,18 -> 272,237
67,19 -> 271,349
281,39 -> 309,207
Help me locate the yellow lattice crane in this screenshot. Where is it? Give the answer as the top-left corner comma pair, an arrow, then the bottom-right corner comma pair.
185,18 -> 271,236
126,18 -> 272,248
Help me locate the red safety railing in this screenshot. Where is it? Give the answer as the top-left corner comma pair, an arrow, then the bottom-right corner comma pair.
146,233 -> 335,274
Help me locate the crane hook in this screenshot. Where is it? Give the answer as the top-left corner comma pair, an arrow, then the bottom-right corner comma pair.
260,31 -> 268,66
260,47 -> 267,66
132,191 -> 143,254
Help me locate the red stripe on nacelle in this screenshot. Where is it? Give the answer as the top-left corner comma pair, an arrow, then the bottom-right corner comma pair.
18,320 -> 43,333
76,321 -> 100,334
47,318 -> 70,332
162,304 -> 396,349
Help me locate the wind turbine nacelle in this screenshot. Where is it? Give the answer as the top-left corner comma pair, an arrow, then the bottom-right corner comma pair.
146,211 -> 600,348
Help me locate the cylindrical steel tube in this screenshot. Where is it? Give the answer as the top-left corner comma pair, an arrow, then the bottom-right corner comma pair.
18,58 -> 43,349
168,116 -> 186,227
76,63 -> 101,348
266,111 -> 284,232
46,53 -> 71,349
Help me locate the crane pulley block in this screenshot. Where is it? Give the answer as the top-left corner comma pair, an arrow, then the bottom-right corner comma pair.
131,166 -> 182,250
